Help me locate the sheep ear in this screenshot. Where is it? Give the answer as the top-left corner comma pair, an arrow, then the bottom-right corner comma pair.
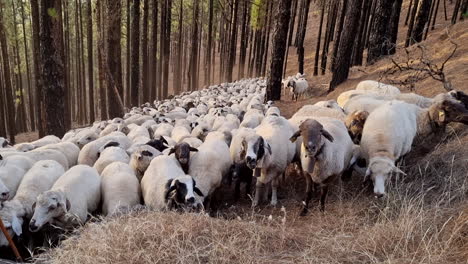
0,154 -> 2,160
189,147 -> 198,152
290,130 -> 301,142
31,202 -> 36,212
438,110 -> 446,123
168,148 -> 176,155
265,142 -> 272,155
11,215 -> 22,236
66,198 -> 71,211
322,130 -> 334,142
363,168 -> 372,184
393,166 -> 407,176
194,187 -> 204,197
160,136 -> 168,145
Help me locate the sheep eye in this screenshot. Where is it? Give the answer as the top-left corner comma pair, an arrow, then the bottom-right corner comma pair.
87,137 -> 91,140
48,205 -> 57,211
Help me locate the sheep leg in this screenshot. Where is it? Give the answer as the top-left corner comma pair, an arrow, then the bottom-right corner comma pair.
253,182 -> 264,207
234,180 -> 241,202
245,178 -> 252,198
319,185 -> 329,212
270,178 -> 279,206
300,175 -> 314,216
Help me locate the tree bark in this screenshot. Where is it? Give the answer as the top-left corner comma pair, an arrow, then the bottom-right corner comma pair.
329,0 -> 363,91
266,0 -> 292,101
367,0 -> 394,64
388,0 -> 403,54
97,0 -> 108,120
226,0 -> 239,83
142,0 -> 149,103
297,0 -> 312,74
130,0 -> 140,106
87,0 -> 95,122
162,0 -> 171,97
39,0 -> 66,137
106,0 -> 124,118
451,0 -> 462,24
0,2 -> 16,142
189,0 -> 200,92
313,1 -> 326,76
411,0 -> 432,44
149,0 -> 158,101
20,0 -> 35,131
331,0 -> 348,71
405,0 -> 420,47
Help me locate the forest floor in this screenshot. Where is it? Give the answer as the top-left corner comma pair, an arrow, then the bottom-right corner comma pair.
8,2 -> 468,264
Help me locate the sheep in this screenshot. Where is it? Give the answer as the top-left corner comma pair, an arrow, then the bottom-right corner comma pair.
14,135 -> 61,152
343,94 -> 387,114
141,155 -> 203,210
0,137 -> 11,148
168,142 -> 199,174
355,80 -> 401,96
188,137 -> 232,209
229,128 -> 256,201
337,89 -> 375,107
72,129 -> 100,148
100,162 -> 140,216
360,98 -> 468,197
29,165 -> 101,232
290,118 -> 356,213
240,110 -> 264,128
77,132 -> 132,166
129,145 -> 161,181
145,137 -> 170,152
191,122 -> 211,141
180,136 -> 204,148
0,162 -> 29,203
242,116 -> 296,206
291,105 -> 346,122
288,78 -> 309,101
153,123 -> 174,138
94,144 -> 130,174
2,148 -> 70,170
345,110 -> 370,144
99,123 -> 130,137
0,160 -> 64,246
265,106 -> 281,117
34,142 -> 80,167
171,126 -> 191,143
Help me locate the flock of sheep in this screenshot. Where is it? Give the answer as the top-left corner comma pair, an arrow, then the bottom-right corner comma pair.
0,77 -> 467,249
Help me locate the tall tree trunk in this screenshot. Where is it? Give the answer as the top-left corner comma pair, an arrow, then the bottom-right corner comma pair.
20,0 -> 35,131
142,0 -> 149,103
174,0 -> 183,94
266,0 -> 292,101
149,0 -> 158,101
388,0 -> 403,54
162,0 -> 171,97
313,1 -> 325,76
157,0 -> 165,99
411,0 -> 432,44
405,0 -> 414,25
0,72 -> 6,137
451,0 -> 462,24
39,0 -> 66,137
320,0 -> 337,75
107,0 -> 124,118
287,0 -> 298,46
431,0 -> 441,29
226,0 -> 239,82
460,0 -> 468,20
78,0 -> 87,124
87,0 -> 95,122
97,0 -> 108,120
329,0 -> 363,91
30,0 -> 44,136
190,0 -> 200,92
206,0 -> 214,84
367,0 -> 394,64
131,0 -> 140,106
331,0 -> 348,71
405,0 -> 420,46
297,0 -> 312,74
0,2 -> 16,143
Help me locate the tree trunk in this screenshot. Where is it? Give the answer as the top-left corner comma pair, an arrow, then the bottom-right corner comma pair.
30,0 -> 44,135
174,0 -> 183,93
313,1 -> 326,76
329,0 -> 363,91
20,0 -> 36,131
142,0 -> 149,103
424,0 -> 436,39
367,0 -> 394,64
388,0 -> 403,54
266,0 -> 292,101
189,0 -> 200,92
405,0 -> 420,46
87,0 -> 95,122
162,0 -> 171,97
320,0 -> 337,75
288,0 -> 298,46
39,0 -> 66,137
411,0 -> 432,44
149,0 -> 158,101
451,0 -> 462,24
238,0 -> 249,80
226,0 -> 239,82
405,0 -> 414,25
130,0 -> 140,106
331,0 -> 348,71
297,0 -> 312,74
0,2 -> 16,143
460,0 -> 468,20
431,0 -> 441,29
126,0 -> 131,106
97,0 -> 108,120
107,0 -> 124,118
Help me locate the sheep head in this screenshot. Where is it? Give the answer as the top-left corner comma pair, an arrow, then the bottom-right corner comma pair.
168,143 -> 198,173
29,190 -> 70,232
429,99 -> 468,126
240,135 -> 272,171
290,119 -> 334,158
164,177 -> 203,210
345,111 -> 369,144
364,157 -> 406,198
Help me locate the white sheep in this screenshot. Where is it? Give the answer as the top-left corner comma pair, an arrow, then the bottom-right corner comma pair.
14,135 -> 61,152
188,137 -> 232,208
77,132 -> 132,166
2,148 -> 70,170
34,142 -> 80,167
355,80 -> 401,96
0,162 -> 29,203
101,162 -> 140,216
0,137 -> 12,148
171,126 -> 191,143
93,145 -> 130,174
0,160 -> 64,246
29,165 -> 101,232
242,116 -> 296,206
141,155 -> 203,210
129,144 -> 161,181
288,78 -> 309,101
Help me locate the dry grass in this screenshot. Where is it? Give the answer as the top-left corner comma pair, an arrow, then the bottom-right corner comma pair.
38,132 -> 468,264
